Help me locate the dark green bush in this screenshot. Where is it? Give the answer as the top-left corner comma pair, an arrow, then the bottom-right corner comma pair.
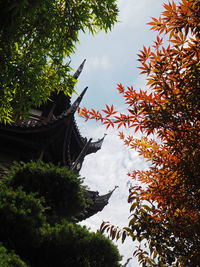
5,161 -> 87,222
33,221 -> 121,267
0,185 -> 45,259
0,161 -> 121,266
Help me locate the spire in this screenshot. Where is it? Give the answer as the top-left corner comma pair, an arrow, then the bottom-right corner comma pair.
73,59 -> 86,80
42,59 -> 86,121
65,87 -> 88,115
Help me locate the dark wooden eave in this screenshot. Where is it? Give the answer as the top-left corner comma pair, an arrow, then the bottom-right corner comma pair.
0,87 -> 104,168
79,186 -> 118,221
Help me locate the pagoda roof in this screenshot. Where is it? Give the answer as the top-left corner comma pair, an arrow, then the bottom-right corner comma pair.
79,186 -> 118,221
0,86 -> 104,150
0,88 -> 104,167
0,60 -> 114,221
0,87 -> 87,131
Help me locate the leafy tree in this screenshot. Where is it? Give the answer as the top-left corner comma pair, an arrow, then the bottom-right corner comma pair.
80,0 -> 200,266
0,161 -> 121,266
0,1 -> 121,264
0,243 -> 27,267
0,0 -> 118,123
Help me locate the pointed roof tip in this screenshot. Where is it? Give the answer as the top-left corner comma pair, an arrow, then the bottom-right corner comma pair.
80,86 -> 88,97
109,185 -> 119,193
67,86 -> 88,115
74,86 -> 88,105
73,59 -> 86,80
95,185 -> 118,205
89,132 -> 106,151
105,185 -> 118,199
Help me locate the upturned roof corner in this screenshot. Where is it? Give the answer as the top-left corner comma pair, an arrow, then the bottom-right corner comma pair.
79,186 -> 118,221
68,86 -> 88,115
73,59 -> 86,80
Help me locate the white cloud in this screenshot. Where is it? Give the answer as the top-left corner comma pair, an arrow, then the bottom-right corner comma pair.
117,0 -> 163,29
77,122 -> 149,266
70,0 -> 166,112
71,1 -> 173,265
84,56 -> 112,73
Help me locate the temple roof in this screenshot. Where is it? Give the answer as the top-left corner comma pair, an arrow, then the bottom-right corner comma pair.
0,60 -> 115,220
0,85 -> 105,167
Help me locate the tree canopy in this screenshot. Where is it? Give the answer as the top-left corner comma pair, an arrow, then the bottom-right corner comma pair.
0,0 -> 118,123
80,0 -> 200,265
0,161 -> 121,266
0,1 -> 121,265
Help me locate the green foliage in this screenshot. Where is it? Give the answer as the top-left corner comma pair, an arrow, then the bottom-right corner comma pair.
0,0 -> 118,123
0,0 -> 120,264
35,222 -> 121,267
0,243 -> 27,267
5,161 -> 87,223
0,161 -> 121,266
0,184 -> 45,262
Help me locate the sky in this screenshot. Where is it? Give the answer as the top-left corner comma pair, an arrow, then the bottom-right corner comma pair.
70,1 -> 169,266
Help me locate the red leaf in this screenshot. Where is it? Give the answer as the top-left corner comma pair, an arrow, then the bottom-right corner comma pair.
135,125 -> 140,133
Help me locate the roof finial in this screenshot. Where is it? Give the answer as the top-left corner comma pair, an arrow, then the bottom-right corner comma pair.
67,87 -> 88,115
73,59 -> 86,80
109,185 -> 119,193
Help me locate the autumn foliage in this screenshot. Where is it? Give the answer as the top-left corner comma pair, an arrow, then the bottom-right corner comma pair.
80,0 -> 200,266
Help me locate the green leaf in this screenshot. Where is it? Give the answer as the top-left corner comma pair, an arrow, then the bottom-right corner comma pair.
142,205 -> 152,212
130,202 -> 138,212
14,42 -> 19,51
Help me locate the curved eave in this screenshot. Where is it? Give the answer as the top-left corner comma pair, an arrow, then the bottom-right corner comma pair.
79,187 -> 118,221
0,111 -> 72,134
72,119 -> 105,155
94,187 -> 118,206
0,87 -> 88,134
87,134 -> 106,154
72,117 -> 88,145
0,88 -> 88,134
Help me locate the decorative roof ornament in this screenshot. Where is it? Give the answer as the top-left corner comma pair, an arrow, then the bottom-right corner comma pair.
65,87 -> 88,115
89,133 -> 107,150
73,59 -> 86,80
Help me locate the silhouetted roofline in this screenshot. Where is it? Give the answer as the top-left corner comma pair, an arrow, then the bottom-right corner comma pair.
79,186 -> 118,221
